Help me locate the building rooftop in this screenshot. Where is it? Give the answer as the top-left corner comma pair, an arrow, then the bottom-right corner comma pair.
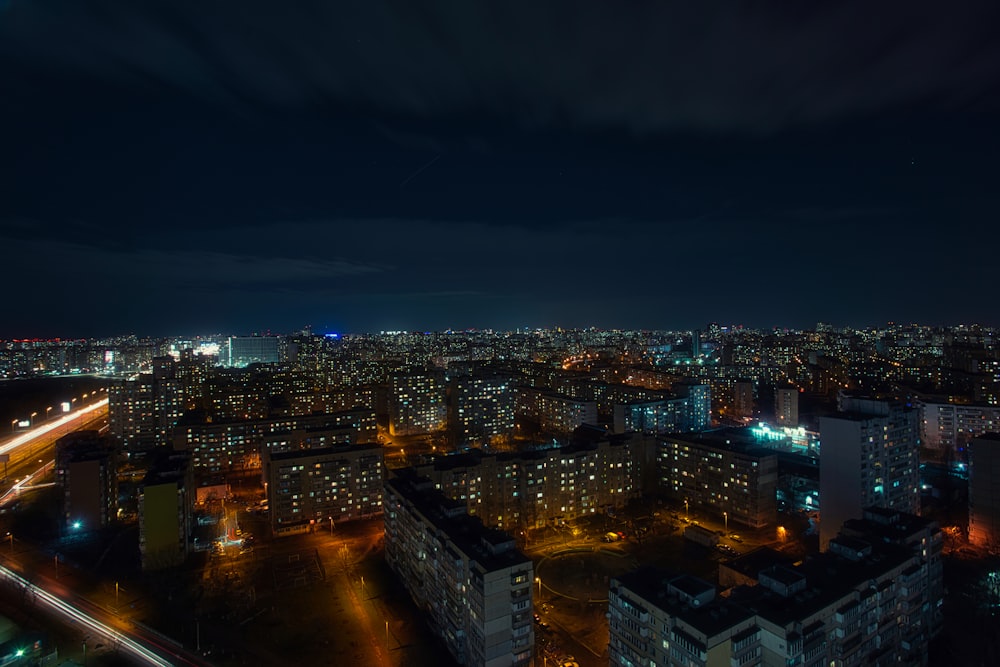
615,568 -> 755,639
730,542 -> 913,628
386,473 -> 530,573
720,547 -> 796,581
269,441 -> 381,462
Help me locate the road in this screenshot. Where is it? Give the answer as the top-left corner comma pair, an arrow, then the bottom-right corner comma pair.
0,559 -> 205,666
0,399 -> 108,508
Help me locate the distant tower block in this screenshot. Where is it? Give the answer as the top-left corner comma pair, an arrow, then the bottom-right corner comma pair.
732,381 -> 754,419
775,387 -> 799,426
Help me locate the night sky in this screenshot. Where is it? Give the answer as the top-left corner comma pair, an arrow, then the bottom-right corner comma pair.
2,1 -> 999,337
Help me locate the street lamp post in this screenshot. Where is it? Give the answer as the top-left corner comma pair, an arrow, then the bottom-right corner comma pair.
329,516 -> 334,536
723,511 -> 728,533
46,406 -> 52,422
684,498 -> 689,519
10,419 -> 15,433
30,412 -> 37,426
536,576 -> 542,598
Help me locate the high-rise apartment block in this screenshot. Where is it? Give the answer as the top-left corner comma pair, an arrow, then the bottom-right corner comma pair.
389,371 -> 447,436
969,433 -> 1000,551
657,434 -> 778,529
609,509 -> 942,667
226,336 -> 282,367
733,381 -> 754,419
410,432 -> 648,531
173,408 -> 377,473
775,386 -> 799,426
450,373 -> 515,446
54,430 -> 117,531
139,454 -> 194,571
514,387 -> 599,435
109,356 -> 187,451
384,475 -> 534,667
265,443 -> 383,537
819,396 -> 920,549
919,399 -> 1000,456
612,383 -> 711,435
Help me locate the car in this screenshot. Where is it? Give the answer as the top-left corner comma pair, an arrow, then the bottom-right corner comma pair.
730,535 -> 743,543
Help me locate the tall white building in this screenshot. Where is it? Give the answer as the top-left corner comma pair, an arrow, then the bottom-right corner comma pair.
384,475 -> 533,667
818,396 -> 919,549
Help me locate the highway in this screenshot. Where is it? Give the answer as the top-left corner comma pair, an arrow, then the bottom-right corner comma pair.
0,561 -> 200,666
1,398 -> 109,457
0,399 -> 108,507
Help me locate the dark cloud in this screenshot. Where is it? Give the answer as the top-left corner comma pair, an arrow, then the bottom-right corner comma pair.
3,1 -> 998,135
1,1 -> 998,336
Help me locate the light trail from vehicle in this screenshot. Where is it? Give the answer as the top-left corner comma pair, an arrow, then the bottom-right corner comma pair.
0,398 -> 108,457
0,460 -> 54,506
0,563 -> 177,666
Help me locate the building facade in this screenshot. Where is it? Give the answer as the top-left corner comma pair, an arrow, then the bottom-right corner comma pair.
969,433 -> 1000,552
139,454 -> 194,571
173,408 -> 377,473
411,432 -> 649,531
775,386 -> 799,427
226,335 -> 282,367
657,434 -> 779,529
819,397 -> 920,549
54,430 -> 117,532
450,374 -> 515,446
919,400 -> 1000,455
610,511 -> 942,667
389,371 -> 448,436
265,443 -> 384,537
514,387 -> 599,435
384,475 -> 533,667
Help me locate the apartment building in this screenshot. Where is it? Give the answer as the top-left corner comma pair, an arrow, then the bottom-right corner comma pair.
410,432 -> 649,531
610,510 -> 942,667
657,434 -> 779,529
384,474 -> 533,667
265,443 -> 383,536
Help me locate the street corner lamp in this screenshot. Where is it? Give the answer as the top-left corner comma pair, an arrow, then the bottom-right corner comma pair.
30,412 -> 37,425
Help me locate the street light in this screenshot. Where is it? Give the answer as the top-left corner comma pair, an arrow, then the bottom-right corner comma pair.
329,516 -> 335,536
723,511 -> 728,533
684,498 -> 689,519
46,406 -> 52,421
30,412 -> 37,426
536,576 -> 542,598
10,419 -> 15,433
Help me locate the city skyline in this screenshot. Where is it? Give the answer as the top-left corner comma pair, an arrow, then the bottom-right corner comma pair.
3,1 -> 999,337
